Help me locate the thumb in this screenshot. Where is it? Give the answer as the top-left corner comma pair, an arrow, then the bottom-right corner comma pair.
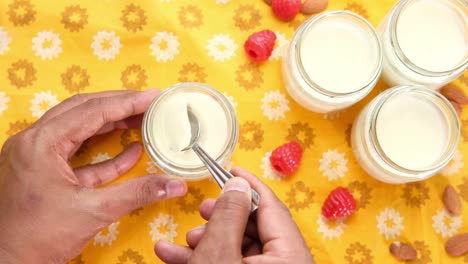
194,177 -> 252,261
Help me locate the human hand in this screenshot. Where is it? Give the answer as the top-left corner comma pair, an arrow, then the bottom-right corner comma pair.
154,167 -> 314,264
0,90 -> 187,264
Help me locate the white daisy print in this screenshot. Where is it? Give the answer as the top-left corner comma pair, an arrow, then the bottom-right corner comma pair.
440,150 -> 464,176
0,27 -> 12,56
0,92 -> 10,116
29,91 -> 59,118
216,0 -> 229,4
260,152 -> 285,181
270,32 -> 289,60
317,214 -> 346,240
261,90 -> 290,121
432,209 -> 462,238
376,208 -> 404,240
91,31 -> 122,61
206,34 -> 238,62
94,221 -> 120,246
149,213 -> 178,242
319,149 -> 348,181
146,161 -> 161,174
223,92 -> 238,110
324,110 -> 344,120
91,153 -> 111,164
32,30 -> 62,60
150,31 -> 180,63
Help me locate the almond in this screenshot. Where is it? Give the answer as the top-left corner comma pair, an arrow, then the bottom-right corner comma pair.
390,242 -> 417,261
301,0 -> 328,14
443,184 -> 462,215
446,233 -> 468,256
441,85 -> 468,105
449,100 -> 463,116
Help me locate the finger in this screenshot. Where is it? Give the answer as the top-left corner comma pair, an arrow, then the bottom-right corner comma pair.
91,174 -> 187,220
154,240 -> 192,264
74,142 -> 142,188
194,178 -> 252,260
186,225 -> 259,251
44,89 -> 159,158
243,241 -> 263,257
95,114 -> 144,135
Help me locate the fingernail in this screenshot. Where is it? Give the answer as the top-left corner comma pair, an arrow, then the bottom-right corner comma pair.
223,177 -> 250,193
165,180 -> 187,198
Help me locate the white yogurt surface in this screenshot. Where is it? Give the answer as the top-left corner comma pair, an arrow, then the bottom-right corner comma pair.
375,93 -> 448,170
152,91 -> 229,167
300,16 -> 379,93
396,0 -> 466,72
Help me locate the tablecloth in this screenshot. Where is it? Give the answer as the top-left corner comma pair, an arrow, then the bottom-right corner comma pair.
1,0 -> 468,263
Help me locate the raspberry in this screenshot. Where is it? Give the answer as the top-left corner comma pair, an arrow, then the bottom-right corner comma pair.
269,141 -> 303,175
322,187 -> 357,220
244,30 -> 277,62
271,0 -> 302,21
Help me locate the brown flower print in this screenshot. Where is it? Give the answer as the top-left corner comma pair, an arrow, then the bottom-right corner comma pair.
345,2 -> 369,19
344,242 -> 373,264
7,59 -> 36,89
409,240 -> 432,264
347,181 -> 372,210
178,5 -> 203,29
235,63 -> 264,91
117,249 -> 146,264
239,121 -> 264,151
233,4 -> 262,31
178,63 -> 207,83
61,5 -> 88,32
70,254 -> 85,264
121,65 -> 147,91
7,120 -> 32,137
130,207 -> 144,217
401,182 -> 430,208
61,65 -> 90,93
458,177 -> 468,203
176,186 -> 205,214
288,15 -> 308,30
462,119 -> 468,142
7,0 -> 36,26
285,122 -> 315,149
121,4 -> 147,32
285,181 -> 314,211
345,124 -> 352,147
120,129 -> 142,148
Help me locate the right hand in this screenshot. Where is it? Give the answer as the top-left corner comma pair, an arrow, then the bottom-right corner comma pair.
155,167 -> 315,263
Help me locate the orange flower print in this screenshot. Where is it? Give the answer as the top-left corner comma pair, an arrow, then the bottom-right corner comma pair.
7,119 -> 32,137
7,59 -> 36,89
233,4 -> 262,31
121,65 -> 147,91
235,63 -> 264,91
347,181 -> 372,210
176,186 -> 205,214
345,124 -> 352,147
61,5 -> 88,32
7,0 -> 36,26
178,5 -> 203,29
61,65 -> 90,93
410,240 -> 432,264
401,182 -> 429,208
239,121 -> 264,150
462,119 -> 468,142
285,122 -> 315,149
120,129 -> 142,148
344,242 -> 373,264
345,2 -> 369,19
178,63 -> 207,83
121,4 -> 147,32
117,249 -> 146,264
285,181 -> 314,211
458,177 -> 468,203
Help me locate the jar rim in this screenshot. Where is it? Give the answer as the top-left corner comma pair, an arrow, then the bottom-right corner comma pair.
293,10 -> 383,97
368,85 -> 460,175
389,0 -> 468,77
142,82 -> 239,180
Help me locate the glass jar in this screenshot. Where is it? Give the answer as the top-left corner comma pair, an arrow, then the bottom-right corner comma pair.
352,85 -> 460,184
282,11 -> 382,113
378,0 -> 468,89
142,82 -> 238,180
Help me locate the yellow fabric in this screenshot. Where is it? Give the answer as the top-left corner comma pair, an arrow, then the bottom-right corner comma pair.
1,0 -> 467,263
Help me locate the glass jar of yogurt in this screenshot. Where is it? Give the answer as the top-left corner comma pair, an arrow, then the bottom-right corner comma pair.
352,85 -> 460,184
282,11 -> 382,113
142,82 -> 238,180
378,0 -> 468,89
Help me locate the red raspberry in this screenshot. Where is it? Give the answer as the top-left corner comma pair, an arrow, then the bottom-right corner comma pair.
244,30 -> 277,62
269,141 -> 303,175
271,0 -> 302,21
322,187 -> 357,220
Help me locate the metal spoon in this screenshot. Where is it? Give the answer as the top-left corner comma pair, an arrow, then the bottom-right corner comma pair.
182,105 -> 260,212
